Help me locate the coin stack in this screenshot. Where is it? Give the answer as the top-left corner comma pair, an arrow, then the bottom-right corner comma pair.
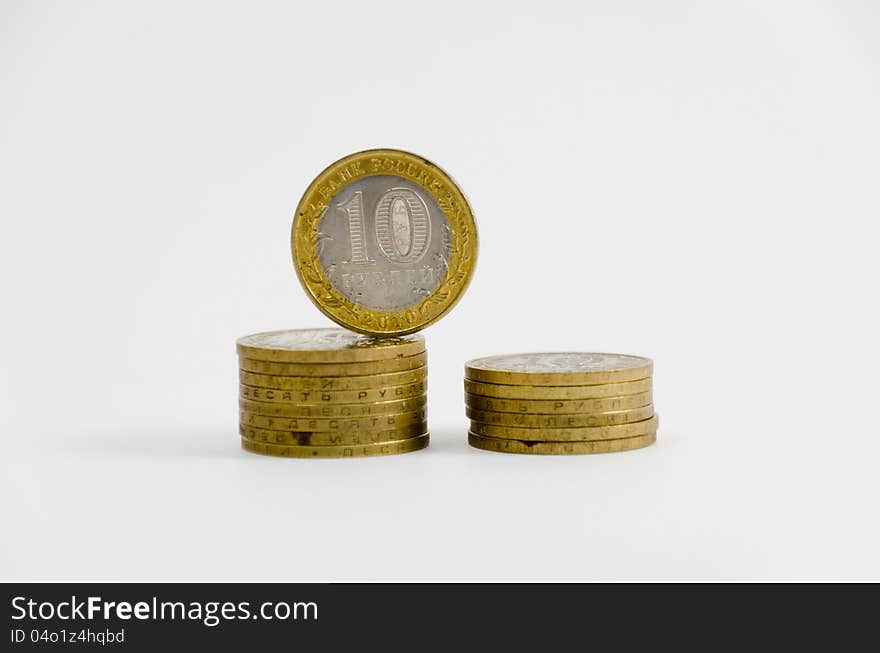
465,353 -> 657,455
238,328 -> 429,458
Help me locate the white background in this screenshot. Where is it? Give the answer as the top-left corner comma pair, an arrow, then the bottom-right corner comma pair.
2,1 -> 878,581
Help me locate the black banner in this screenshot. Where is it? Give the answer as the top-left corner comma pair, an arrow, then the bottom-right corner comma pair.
3,583 -> 876,649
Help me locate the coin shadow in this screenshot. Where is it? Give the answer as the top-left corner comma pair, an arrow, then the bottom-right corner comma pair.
59,425 -> 580,461
51,427 -> 242,461
423,425 -> 473,455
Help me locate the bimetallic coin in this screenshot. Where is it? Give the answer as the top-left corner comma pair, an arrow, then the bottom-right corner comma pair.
239,366 -> 426,391
469,415 -> 658,442
292,149 -> 478,336
240,395 -> 427,418
465,353 -> 652,386
464,391 -> 652,414
242,433 -> 430,458
240,423 -> 427,446
466,404 -> 654,428
240,408 -> 427,432
464,377 -> 652,400
238,352 -> 427,376
237,328 -> 424,363
468,432 -> 656,455
240,380 -> 426,404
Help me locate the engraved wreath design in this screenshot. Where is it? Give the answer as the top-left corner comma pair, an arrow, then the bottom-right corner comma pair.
293,151 -> 477,335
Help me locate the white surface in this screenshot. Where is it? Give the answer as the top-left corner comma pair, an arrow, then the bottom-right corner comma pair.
2,1 -> 878,581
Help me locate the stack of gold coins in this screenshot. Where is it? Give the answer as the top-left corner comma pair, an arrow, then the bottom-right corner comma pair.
464,353 -> 657,455
238,328 -> 429,458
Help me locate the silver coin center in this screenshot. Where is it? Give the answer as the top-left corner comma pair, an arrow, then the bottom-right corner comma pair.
317,175 -> 452,311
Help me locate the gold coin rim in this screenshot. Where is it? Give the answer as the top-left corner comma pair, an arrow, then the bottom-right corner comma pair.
469,415 -> 659,441
468,431 -> 656,455
238,352 -> 427,376
241,433 -> 430,458
464,391 -> 653,414
240,423 -> 428,445
240,366 -> 426,391
237,329 -> 425,363
463,377 -> 652,399
466,404 -> 654,428
240,395 -> 428,418
465,353 -> 652,386
239,407 -> 427,431
240,380 -> 427,404
291,148 -> 478,337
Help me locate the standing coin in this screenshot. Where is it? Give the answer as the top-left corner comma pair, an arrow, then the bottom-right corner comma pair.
239,366 -> 426,391
238,352 -> 427,376
464,392 -> 652,414
465,353 -> 652,386
464,377 -> 651,400
242,433 -> 430,458
240,380 -> 426,404
468,432 -> 656,455
469,415 -> 658,442
292,149 -> 478,337
466,404 -> 654,428
240,395 -> 427,418
237,328 -> 425,363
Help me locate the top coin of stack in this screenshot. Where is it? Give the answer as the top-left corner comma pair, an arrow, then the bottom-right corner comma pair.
464,353 -> 657,455
238,328 -> 429,458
